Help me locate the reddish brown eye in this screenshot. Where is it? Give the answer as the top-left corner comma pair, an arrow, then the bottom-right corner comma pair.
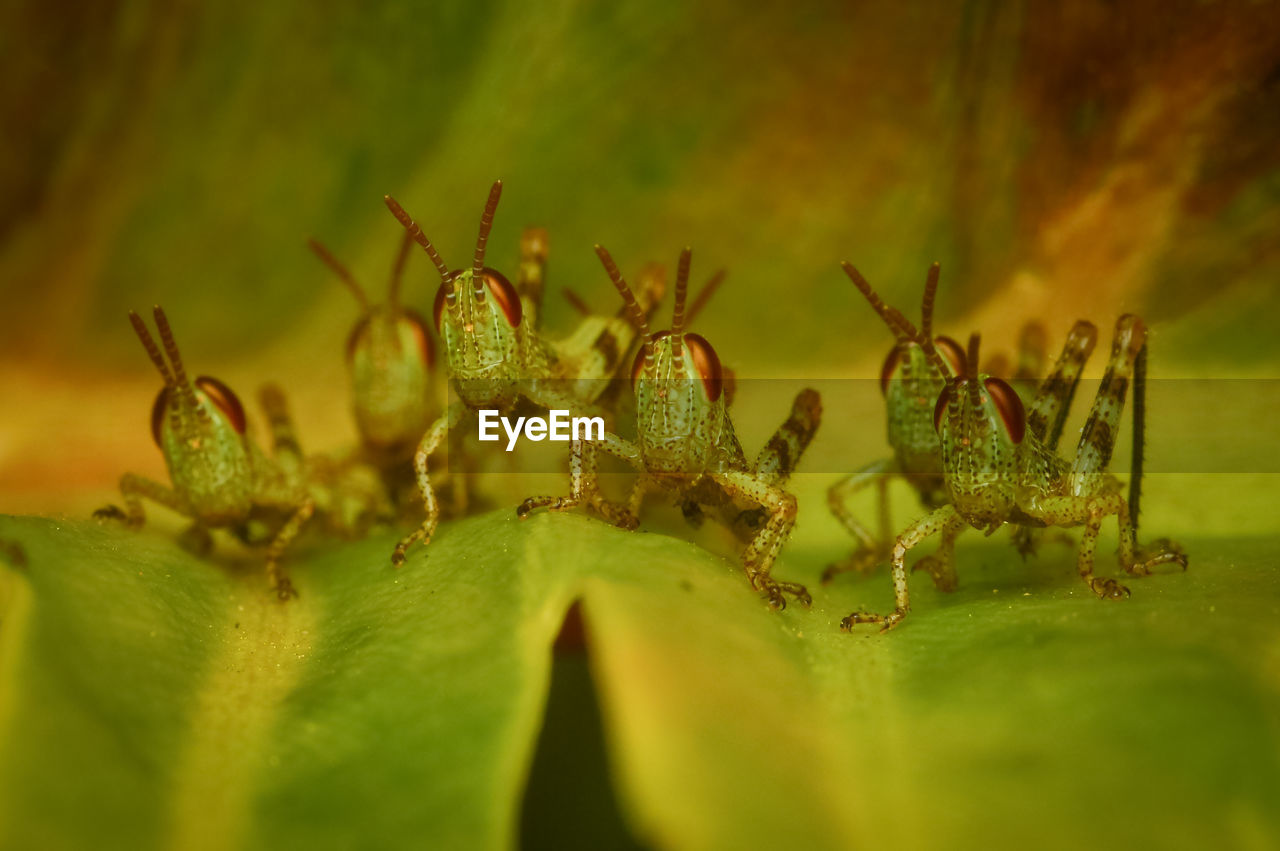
685,333 -> 723,402
433,283 -> 449,332
879,346 -> 902,396
402,309 -> 435,366
345,316 -> 371,363
195,376 -> 246,434
984,377 -> 1026,444
150,386 -> 171,447
933,384 -> 953,433
934,335 -> 967,376
481,268 -> 523,328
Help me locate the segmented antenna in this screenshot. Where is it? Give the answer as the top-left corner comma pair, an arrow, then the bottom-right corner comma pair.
686,268 -> 725,324
921,262 -> 940,343
472,180 -> 503,300
671,248 -> 691,373
1130,341 -> 1148,531
966,333 -> 982,408
152,307 -> 207,420
560,287 -> 593,316
596,245 -> 653,371
128,311 -> 174,387
388,229 -> 414,308
308,238 -> 369,313
384,196 -> 451,283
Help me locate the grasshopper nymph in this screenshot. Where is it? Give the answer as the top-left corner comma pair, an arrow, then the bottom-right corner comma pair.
94,308 -> 317,599
383,181 -> 653,564
519,246 -> 821,610
840,276 -> 1187,632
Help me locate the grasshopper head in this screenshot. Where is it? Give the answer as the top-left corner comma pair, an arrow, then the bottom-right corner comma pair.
842,262 -> 965,486
385,181 -> 524,408
310,234 -> 435,456
600,245 -> 726,471
131,307 -> 254,524
932,333 -> 1027,525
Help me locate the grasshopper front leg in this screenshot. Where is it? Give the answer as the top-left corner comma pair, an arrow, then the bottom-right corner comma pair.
823,458 -> 895,582
94,473 -> 189,530
843,504 -> 958,632
711,470 -> 810,610
393,400 -> 466,565
517,432 -> 641,529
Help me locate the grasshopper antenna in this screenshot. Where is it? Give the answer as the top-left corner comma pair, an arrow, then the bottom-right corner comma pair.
561,287 -> 593,316
686,268 -> 725,325
1129,341 -> 1148,531
384,196 -> 451,285
129,311 -> 175,387
671,247 -> 691,373
308,238 -> 370,313
921,262 -> 940,343
388,229 -> 414,309
472,180 -> 503,302
597,244 -> 653,373
153,307 -> 207,421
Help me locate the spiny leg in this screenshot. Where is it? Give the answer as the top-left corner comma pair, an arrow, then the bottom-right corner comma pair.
823,458 -> 896,583
842,504 -> 955,633
392,401 -> 466,565
264,499 -> 314,600
711,470 -> 809,610
754,388 -> 822,489
1114,491 -> 1187,576
517,432 -> 642,528
1026,320 -> 1097,449
94,473 -> 187,529
1071,315 -> 1143,478
909,511 -> 965,592
1014,320 -> 1049,382
258,383 -> 303,478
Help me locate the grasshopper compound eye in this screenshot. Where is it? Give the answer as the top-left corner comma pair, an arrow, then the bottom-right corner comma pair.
149,377 -> 247,446
434,269 -> 522,331
879,345 -> 903,397
933,383 -> 953,434
933,335 -> 967,376
401,309 -> 434,365
984,377 -> 1025,444
195,377 -> 247,434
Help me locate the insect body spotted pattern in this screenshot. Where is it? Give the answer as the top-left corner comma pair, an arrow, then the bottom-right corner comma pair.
839,271 -> 1187,632
383,181 -> 659,564
94,308 -> 318,599
519,246 -> 820,610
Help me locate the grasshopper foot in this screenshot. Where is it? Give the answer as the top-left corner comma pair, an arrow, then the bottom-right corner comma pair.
1127,538 -> 1188,575
821,545 -> 887,584
910,554 -> 957,593
517,496 -> 573,519
274,577 -> 298,601
1088,576 -> 1130,600
840,609 -> 904,633
93,505 -> 140,530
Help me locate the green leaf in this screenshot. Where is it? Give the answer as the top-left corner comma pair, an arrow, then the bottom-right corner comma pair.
2,506 -> 1278,850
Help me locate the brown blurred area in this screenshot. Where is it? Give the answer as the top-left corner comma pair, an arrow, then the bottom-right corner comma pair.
2,0 -> 1278,514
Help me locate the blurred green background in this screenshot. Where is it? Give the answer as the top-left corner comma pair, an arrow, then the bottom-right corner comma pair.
2,2 -> 1280,850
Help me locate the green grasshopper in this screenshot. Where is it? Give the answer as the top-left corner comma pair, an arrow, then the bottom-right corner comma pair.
518,246 -> 821,610
308,232 -> 435,473
824,265 -> 1057,583
383,181 -> 655,564
94,308 -> 321,599
824,263 -> 966,582
839,271 -> 1187,632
